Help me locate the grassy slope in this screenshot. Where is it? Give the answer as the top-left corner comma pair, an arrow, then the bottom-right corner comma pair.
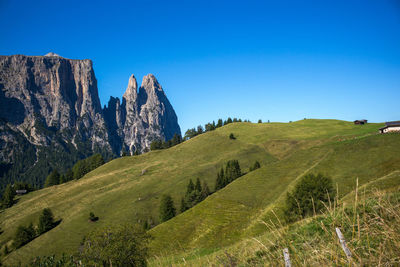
148,127 -> 400,262
1,119 -> 398,265
154,182 -> 400,266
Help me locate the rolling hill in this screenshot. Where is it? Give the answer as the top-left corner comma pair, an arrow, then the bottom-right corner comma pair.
1,119 -> 399,266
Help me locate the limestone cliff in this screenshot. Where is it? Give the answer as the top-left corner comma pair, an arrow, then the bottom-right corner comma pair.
103,74 -> 181,154
0,53 -> 181,187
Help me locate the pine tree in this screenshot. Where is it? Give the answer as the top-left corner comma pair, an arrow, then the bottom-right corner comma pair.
159,195 -> 176,222
59,174 -> 65,184
195,178 -> 202,192
150,140 -> 163,150
184,128 -> 198,140
250,161 -> 261,171
215,168 -> 225,191
64,168 -> 73,181
186,179 -> 195,195
227,117 -> 233,124
225,160 -> 241,183
172,133 -> 182,146
27,223 -> 35,239
44,170 -> 60,187
2,184 -> 15,208
38,208 -> 55,234
217,119 -> 223,128
90,154 -> 105,169
72,160 -> 87,180
13,223 -> 36,248
200,181 -> 210,201
143,220 -> 150,230
180,197 -> 187,213
197,125 -> 204,134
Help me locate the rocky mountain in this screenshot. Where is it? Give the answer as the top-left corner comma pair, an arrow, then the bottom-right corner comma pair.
0,53 -> 180,188
104,74 -> 180,154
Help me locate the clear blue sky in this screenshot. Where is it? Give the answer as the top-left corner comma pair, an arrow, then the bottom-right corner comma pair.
1,0 -> 399,132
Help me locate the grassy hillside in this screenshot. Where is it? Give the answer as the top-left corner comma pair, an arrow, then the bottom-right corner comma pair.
150,186 -> 400,266
1,119 -> 398,265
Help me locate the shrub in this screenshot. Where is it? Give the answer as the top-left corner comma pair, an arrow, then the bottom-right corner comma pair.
229,133 -> 236,140
31,254 -> 76,266
284,173 -> 335,222
13,223 -> 36,249
3,244 -> 9,255
80,224 -> 150,266
249,161 -> 261,171
89,212 -> 99,222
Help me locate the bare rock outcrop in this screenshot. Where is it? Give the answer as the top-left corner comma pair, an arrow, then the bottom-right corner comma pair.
0,54 -> 181,186
104,74 -> 181,154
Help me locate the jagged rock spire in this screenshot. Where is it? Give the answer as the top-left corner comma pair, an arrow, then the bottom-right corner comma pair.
104,73 -> 181,154
123,74 -> 138,100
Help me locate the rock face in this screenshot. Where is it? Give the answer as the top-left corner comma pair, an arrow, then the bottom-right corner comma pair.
104,74 -> 181,154
0,54 -> 181,187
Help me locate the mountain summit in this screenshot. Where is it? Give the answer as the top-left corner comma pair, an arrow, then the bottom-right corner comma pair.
0,54 -> 181,186
104,73 -> 181,154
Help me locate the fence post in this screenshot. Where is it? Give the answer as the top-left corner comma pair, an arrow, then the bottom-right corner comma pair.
335,227 -> 352,259
283,248 -> 291,267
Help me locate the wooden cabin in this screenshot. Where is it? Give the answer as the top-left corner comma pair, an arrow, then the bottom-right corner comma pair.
379,121 -> 400,134
354,120 -> 368,125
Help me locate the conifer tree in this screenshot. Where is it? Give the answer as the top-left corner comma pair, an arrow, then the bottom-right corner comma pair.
195,178 -> 202,192
180,197 -> 187,213
186,179 -> 195,195
215,168 -> 225,191
142,220 -> 149,231
200,181 -> 210,201
250,161 -> 261,171
172,133 -> 182,146
227,117 -> 233,124
2,184 -> 15,208
38,208 -> 55,234
197,125 -> 204,134
225,160 -> 241,183
59,174 -> 65,184
159,195 -> 176,222
13,223 -> 36,248
217,119 -> 223,128
72,160 -> 87,180
90,154 -> 105,169
64,168 -> 73,181
44,170 -> 60,187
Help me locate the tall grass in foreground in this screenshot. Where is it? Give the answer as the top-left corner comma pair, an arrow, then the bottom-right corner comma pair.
150,186 -> 400,266
224,188 -> 400,266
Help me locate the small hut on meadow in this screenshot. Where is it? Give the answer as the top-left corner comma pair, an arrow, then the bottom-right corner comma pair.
354,120 -> 368,125
379,121 -> 400,134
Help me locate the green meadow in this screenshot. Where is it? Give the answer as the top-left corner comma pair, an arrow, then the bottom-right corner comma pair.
1,119 -> 399,266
